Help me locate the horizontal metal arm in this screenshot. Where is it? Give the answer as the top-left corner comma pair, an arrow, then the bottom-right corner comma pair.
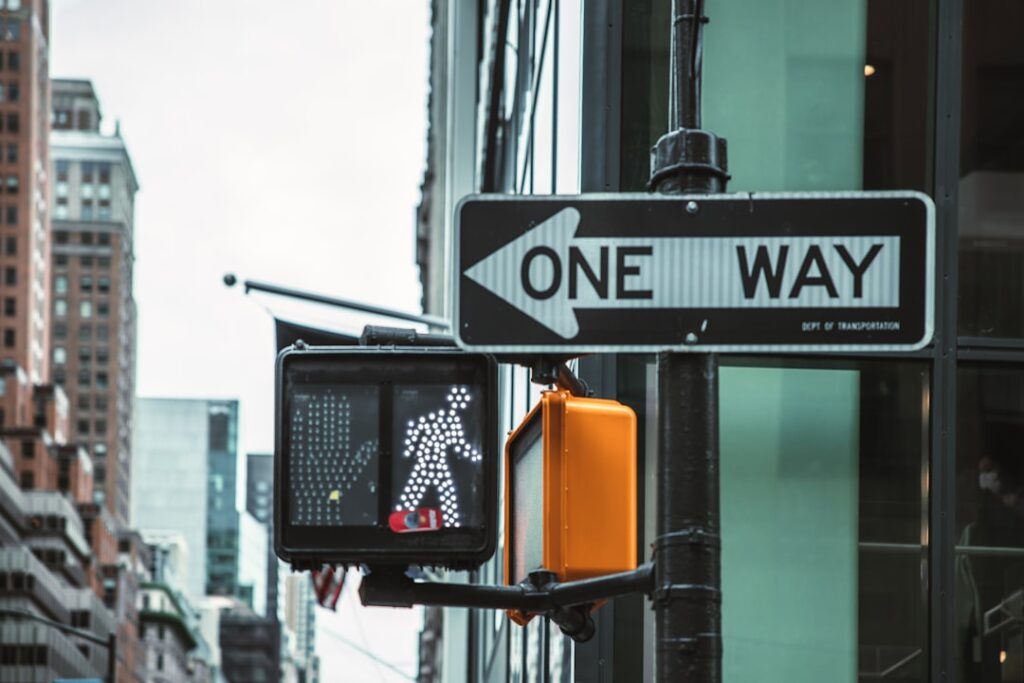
359,325 -> 457,348
359,563 -> 654,613
0,608 -> 113,649
548,563 -> 653,605
234,275 -> 451,328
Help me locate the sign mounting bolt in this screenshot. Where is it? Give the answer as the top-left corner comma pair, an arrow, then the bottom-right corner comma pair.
686,201 -> 699,214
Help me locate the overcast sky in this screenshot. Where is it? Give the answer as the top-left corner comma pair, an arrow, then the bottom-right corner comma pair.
52,1 -> 429,679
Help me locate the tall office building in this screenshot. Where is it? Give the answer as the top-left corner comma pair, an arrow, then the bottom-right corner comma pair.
0,0 -> 51,387
237,510 -> 267,617
50,78 -> 139,527
246,451 -> 279,619
283,574 -> 317,682
133,397 -> 241,604
0,6 -> 140,677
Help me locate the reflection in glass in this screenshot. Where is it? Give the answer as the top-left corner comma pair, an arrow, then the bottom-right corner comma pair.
509,413 -> 544,585
958,0 -> 1024,338
958,365 -> 1024,681
288,386 -> 379,526
721,361 -> 927,682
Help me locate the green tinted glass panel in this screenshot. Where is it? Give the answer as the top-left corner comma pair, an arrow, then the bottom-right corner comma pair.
721,367 -> 859,682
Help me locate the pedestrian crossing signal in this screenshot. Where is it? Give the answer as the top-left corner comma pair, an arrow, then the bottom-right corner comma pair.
504,389 -> 637,624
274,345 -> 498,569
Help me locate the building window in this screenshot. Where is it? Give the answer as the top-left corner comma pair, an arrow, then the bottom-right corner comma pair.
80,255 -> 93,267
4,175 -> 16,193
97,301 -> 109,318
4,114 -> 16,133
81,204 -> 93,221
54,299 -> 66,317
3,328 -> 13,348
55,159 -> 68,181
97,206 -> 111,221
98,163 -> 111,183
80,232 -> 93,245
20,441 -> 31,459
97,233 -> 110,246
54,254 -> 67,267
6,82 -> 16,102
4,206 -> 13,225
97,184 -> 111,200
3,267 -> 12,285
19,471 -> 32,489
53,369 -> 64,385
80,275 -> 93,292
7,51 -> 17,71
53,347 -> 65,365
78,346 -> 90,363
97,256 -> 110,269
156,653 -> 163,671
54,275 -> 67,294
79,301 -> 92,318
77,370 -> 89,388
5,143 -> 14,163
96,348 -> 108,365
96,325 -> 108,341
97,277 -> 110,293
54,323 -> 66,339
94,419 -> 106,435
2,235 -> 11,254
3,297 -> 12,316
78,325 -> 92,341
77,394 -> 89,410
2,20 -> 20,42
81,162 -> 94,182
95,372 -> 107,389
55,231 -> 68,245
77,419 -> 88,434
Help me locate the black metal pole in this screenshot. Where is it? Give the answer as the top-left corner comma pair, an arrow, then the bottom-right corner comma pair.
649,2 -> 727,682
107,632 -> 117,683
653,353 -> 721,681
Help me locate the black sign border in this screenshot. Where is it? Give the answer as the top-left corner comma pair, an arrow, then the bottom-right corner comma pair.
454,192 -> 935,353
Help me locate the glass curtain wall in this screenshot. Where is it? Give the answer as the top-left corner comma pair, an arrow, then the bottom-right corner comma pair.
620,1 -> 935,681
955,2 -> 1024,681
466,0 -> 1024,680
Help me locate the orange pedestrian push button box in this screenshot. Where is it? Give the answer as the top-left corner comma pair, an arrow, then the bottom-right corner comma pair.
504,389 -> 637,623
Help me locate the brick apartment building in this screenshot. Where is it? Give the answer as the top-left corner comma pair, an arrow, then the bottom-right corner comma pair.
51,77 -> 138,528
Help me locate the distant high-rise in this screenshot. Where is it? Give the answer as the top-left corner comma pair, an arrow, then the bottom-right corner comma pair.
245,451 -> 272,523
0,2 -> 134,680
283,573 -> 317,680
237,510 -> 268,617
133,398 -> 241,604
246,451 -> 280,619
0,0 -> 51,387
50,78 -> 139,526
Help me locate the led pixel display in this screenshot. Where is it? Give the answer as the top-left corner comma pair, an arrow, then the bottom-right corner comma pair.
288,386 -> 380,526
393,384 -> 485,529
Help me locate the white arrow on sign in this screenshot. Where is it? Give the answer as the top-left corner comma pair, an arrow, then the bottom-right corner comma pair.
464,208 -> 901,339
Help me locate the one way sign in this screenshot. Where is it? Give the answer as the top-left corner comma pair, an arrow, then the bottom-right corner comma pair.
454,192 -> 934,353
